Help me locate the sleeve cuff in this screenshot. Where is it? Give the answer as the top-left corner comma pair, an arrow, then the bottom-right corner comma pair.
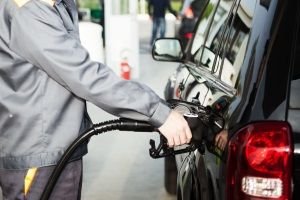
149,101 -> 171,127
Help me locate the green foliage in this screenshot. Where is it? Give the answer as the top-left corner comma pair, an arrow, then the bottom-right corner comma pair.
170,0 -> 182,12
203,3 -> 214,18
78,0 -> 101,9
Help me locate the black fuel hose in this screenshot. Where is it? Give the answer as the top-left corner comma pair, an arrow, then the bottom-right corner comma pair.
40,118 -> 155,200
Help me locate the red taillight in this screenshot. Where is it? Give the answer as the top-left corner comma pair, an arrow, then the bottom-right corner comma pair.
183,33 -> 193,39
226,122 -> 293,200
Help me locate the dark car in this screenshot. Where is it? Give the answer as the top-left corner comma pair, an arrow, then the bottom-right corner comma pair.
152,0 -> 300,199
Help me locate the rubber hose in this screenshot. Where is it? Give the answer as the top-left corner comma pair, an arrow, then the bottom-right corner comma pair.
40,118 -> 155,200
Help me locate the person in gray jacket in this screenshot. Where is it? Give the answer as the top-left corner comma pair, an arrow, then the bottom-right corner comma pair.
0,0 -> 192,199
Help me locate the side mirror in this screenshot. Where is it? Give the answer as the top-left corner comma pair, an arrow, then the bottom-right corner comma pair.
152,38 -> 184,62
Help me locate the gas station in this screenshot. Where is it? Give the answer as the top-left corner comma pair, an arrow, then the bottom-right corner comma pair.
1,0 -> 299,199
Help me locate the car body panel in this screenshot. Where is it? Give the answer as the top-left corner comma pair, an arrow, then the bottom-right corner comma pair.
157,0 -> 300,199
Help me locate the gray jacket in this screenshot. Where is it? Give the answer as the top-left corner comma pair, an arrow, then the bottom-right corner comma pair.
0,0 -> 170,169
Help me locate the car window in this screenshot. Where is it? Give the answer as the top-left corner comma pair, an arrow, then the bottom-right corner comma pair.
191,0 -> 220,55
210,13 -> 250,87
182,0 -> 256,107
210,15 -> 249,63
204,2 -> 230,48
194,0 -> 253,88
191,0 -> 231,56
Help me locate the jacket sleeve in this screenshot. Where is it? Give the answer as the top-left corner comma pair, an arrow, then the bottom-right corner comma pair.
9,0 -> 171,127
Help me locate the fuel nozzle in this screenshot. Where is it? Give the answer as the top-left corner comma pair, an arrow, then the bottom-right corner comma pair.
183,112 -> 206,154
149,99 -> 225,159
183,113 -> 204,143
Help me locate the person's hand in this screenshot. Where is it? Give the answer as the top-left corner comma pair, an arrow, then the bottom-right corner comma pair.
214,129 -> 228,151
158,110 -> 192,147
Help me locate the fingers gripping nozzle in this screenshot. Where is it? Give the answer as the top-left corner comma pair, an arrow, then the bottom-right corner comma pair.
148,99 -> 225,159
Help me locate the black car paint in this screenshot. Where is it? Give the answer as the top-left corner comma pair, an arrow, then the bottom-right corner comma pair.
160,0 -> 300,199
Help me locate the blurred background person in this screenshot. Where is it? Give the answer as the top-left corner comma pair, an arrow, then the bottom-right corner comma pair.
148,0 -> 178,46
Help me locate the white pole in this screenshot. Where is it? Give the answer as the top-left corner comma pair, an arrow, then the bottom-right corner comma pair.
140,0 -> 146,14
104,0 -> 140,79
